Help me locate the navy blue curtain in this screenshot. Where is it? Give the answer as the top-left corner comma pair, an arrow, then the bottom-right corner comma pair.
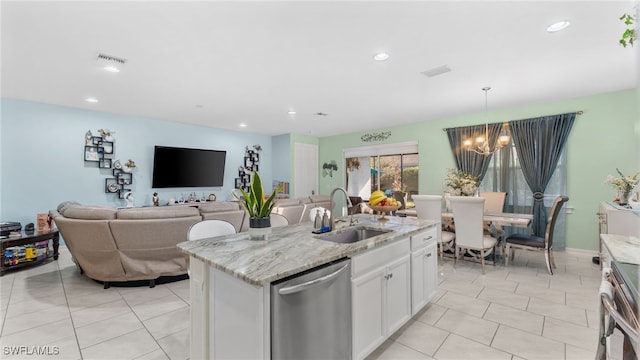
446,123 -> 502,182
508,113 -> 575,237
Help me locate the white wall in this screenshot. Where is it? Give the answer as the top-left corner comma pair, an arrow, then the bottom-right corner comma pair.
0,98 -> 273,226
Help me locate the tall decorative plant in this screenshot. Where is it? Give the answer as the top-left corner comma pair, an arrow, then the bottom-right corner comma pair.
233,172 -> 282,219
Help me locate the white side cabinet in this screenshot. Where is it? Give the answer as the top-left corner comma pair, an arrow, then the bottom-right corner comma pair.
410,226 -> 439,315
351,238 -> 411,360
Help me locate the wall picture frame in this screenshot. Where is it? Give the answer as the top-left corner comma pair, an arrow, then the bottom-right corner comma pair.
84,146 -> 100,162
91,136 -> 103,145
99,158 -> 112,169
102,141 -> 114,154
118,189 -> 131,199
105,178 -> 120,193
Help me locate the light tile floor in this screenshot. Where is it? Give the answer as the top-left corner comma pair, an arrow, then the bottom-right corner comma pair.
367,250 -> 602,360
0,246 -> 602,360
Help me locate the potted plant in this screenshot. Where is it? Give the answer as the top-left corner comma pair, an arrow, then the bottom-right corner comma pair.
234,172 -> 283,239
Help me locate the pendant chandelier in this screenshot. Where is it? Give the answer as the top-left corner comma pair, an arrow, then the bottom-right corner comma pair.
463,87 -> 510,155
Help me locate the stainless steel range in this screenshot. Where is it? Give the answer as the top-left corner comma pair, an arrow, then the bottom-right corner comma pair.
599,260 -> 640,360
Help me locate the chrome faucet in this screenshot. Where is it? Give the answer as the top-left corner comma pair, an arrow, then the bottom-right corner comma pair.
329,187 -> 353,231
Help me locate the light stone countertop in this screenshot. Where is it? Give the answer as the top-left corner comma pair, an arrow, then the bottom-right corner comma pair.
601,233 -> 640,265
177,214 -> 438,286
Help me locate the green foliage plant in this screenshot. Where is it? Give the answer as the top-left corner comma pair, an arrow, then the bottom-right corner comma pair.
233,172 -> 283,218
620,12 -> 636,48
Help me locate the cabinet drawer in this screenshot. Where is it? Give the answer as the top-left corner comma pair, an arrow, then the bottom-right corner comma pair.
351,238 -> 410,278
410,226 -> 437,251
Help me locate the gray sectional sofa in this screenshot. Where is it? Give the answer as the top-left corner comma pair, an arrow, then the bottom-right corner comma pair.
51,201 -> 248,287
51,196 -> 340,287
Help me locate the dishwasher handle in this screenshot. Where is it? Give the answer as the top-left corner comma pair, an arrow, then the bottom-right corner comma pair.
278,263 -> 349,295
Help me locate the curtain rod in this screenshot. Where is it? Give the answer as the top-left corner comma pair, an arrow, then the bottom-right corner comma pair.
441,110 -> 584,131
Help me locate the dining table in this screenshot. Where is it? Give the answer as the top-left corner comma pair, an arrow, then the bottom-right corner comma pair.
396,209 -> 533,228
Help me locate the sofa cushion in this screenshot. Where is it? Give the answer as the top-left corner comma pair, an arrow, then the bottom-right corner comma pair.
274,198 -> 301,207
309,195 -> 330,203
60,205 -> 117,220
198,201 -> 241,213
117,206 -> 199,219
57,201 -> 82,212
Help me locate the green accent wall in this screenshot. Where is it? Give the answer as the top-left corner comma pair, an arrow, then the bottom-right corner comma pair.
318,89 -> 638,251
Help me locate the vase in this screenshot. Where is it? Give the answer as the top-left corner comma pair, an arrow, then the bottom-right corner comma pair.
249,217 -> 271,241
618,190 -> 631,206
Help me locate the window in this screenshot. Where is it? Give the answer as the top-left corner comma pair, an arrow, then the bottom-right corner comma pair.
343,142 -> 419,208
479,143 -> 568,248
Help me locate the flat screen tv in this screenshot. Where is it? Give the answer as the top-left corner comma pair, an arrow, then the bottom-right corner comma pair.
152,146 -> 226,188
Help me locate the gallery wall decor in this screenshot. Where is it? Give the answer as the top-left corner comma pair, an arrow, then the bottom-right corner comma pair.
83,129 -> 134,198
235,144 -> 262,191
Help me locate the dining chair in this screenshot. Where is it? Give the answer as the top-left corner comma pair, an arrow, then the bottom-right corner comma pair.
188,219 -> 237,241
448,196 -> 497,274
393,191 -> 407,210
478,191 -> 507,247
412,195 -> 455,261
270,213 -> 289,227
504,196 -> 569,275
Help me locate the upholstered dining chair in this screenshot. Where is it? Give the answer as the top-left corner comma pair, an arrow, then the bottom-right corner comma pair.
412,195 -> 455,261
504,196 -> 569,275
188,219 -> 237,241
448,196 -> 498,274
478,191 -> 508,247
270,213 -> 289,227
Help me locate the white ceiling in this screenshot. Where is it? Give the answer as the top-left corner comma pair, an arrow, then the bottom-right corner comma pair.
1,1 -> 637,137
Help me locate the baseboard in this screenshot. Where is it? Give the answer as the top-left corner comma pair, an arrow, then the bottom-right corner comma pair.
563,247 -> 598,257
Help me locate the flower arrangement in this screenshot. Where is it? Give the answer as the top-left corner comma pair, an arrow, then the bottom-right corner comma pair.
97,129 -> 115,140
605,168 -> 639,204
444,168 -> 479,196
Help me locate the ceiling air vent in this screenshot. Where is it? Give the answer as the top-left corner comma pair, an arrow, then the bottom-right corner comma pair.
97,53 -> 127,65
421,65 -> 451,78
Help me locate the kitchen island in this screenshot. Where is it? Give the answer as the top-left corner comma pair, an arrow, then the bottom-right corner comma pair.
178,214 -> 439,360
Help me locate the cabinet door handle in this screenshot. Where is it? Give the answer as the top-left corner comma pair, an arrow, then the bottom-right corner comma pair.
423,236 -> 433,242
384,273 -> 393,280
425,252 -> 432,258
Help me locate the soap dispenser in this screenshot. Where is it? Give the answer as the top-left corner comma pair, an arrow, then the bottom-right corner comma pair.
314,209 -> 322,231
321,209 -> 330,233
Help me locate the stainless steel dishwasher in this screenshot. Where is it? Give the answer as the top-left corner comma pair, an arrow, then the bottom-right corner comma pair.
271,258 -> 352,360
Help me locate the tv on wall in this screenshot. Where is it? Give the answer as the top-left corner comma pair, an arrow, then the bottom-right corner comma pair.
152,146 -> 226,188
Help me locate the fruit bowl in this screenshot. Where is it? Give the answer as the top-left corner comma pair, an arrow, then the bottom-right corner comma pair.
368,204 -> 400,221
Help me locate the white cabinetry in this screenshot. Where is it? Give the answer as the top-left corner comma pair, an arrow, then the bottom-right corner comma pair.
410,226 -> 438,315
351,238 -> 411,360
598,202 -> 640,268
598,202 -> 640,237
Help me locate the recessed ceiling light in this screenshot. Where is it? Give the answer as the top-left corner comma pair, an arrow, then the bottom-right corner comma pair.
373,52 -> 390,61
85,97 -> 99,103
239,123 -> 247,128
103,65 -> 120,73
547,21 -> 570,33
287,111 -> 296,115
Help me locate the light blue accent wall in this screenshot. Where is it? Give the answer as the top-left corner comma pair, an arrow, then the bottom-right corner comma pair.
0,98 -> 272,226
272,134 -> 291,185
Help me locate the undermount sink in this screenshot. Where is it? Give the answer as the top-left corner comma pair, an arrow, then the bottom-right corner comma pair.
315,227 -> 392,244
